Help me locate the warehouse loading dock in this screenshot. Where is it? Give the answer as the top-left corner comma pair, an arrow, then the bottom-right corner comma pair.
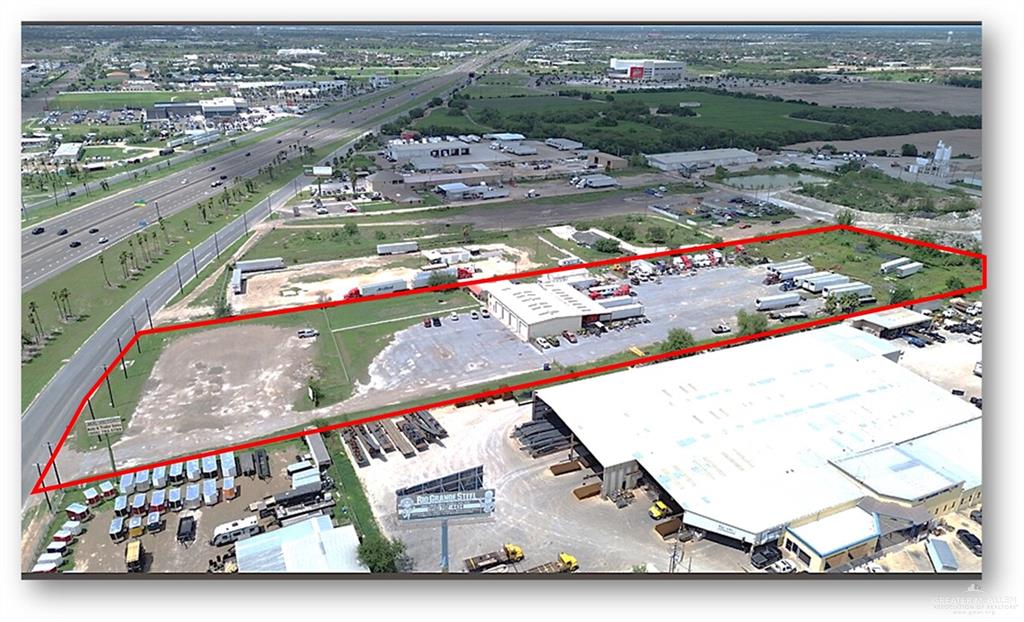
528,325 -> 981,554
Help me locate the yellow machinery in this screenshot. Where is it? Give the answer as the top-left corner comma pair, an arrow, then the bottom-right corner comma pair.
649,500 -> 671,520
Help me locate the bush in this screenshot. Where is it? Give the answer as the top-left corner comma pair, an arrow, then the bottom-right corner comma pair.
736,309 -> 768,336
358,536 -> 406,573
660,328 -> 696,354
594,238 -> 621,254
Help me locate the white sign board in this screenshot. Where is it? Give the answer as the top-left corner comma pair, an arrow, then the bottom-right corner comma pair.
396,489 -> 495,522
312,166 -> 333,177
85,416 -> 124,436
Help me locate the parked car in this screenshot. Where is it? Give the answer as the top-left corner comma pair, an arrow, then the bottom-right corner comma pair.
767,559 -> 797,573
906,336 -> 926,348
480,308 -> 490,319
956,529 -> 983,557
967,335 -> 982,344
547,336 -> 561,347
470,311 -> 480,320
423,318 -> 431,328
750,546 -> 782,570
69,240 -> 82,248
969,508 -> 983,525
449,312 -> 459,321
562,330 -> 578,344
31,227 -> 45,235
431,317 -> 441,327
535,338 -> 550,350
712,323 -> 731,335
296,328 -> 320,339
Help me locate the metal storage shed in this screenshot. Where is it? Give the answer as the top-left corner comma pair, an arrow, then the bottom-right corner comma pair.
220,452 -> 238,478
202,479 -> 219,506
305,433 -> 332,471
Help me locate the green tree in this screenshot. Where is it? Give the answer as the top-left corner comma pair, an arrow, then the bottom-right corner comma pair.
647,226 -> 668,244
736,309 -> 768,336
343,222 -> 360,237
358,536 -> 406,573
889,284 -> 914,304
946,276 -> 965,291
660,328 -> 696,354
614,224 -> 636,242
426,272 -> 458,287
835,209 -> 855,225
594,238 -> 621,254
900,143 -> 919,157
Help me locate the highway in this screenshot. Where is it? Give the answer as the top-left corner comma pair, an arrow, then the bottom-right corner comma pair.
22,40 -> 525,292
21,41 -> 528,502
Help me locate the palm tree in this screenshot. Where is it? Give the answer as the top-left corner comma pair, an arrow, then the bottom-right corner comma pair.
60,288 -> 72,318
99,254 -> 111,287
52,290 -> 65,321
27,301 -> 43,343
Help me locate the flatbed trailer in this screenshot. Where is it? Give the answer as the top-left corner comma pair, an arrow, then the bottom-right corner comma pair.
525,553 -> 578,574
464,544 -> 524,572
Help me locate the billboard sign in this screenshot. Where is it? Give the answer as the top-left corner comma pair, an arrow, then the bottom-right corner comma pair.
396,489 -> 495,522
628,66 -> 645,80
85,416 -> 124,436
312,166 -> 333,177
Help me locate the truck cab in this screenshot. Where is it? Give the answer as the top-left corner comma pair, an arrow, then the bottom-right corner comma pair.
649,500 -> 671,520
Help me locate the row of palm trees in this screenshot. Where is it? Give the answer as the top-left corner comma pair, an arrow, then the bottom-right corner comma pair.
25,287 -> 73,345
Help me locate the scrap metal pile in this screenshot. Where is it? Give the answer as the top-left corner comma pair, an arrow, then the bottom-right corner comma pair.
340,410 -> 449,468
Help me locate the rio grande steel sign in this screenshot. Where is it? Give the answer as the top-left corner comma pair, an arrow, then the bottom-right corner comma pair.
396,489 -> 495,521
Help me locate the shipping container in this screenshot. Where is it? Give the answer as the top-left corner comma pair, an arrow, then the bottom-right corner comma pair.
895,262 -> 923,278
775,264 -> 816,280
376,241 -> 419,255
880,257 -> 913,274
802,274 -> 850,293
755,293 -> 801,311
823,282 -> 873,298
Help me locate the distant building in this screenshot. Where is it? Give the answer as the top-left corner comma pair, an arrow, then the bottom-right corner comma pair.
276,48 -> 326,57
200,97 -> 248,116
369,75 -> 393,89
235,516 -> 368,573
590,152 -> 628,171
545,137 -> 584,151
52,142 -> 83,162
386,139 -> 472,162
608,58 -> 686,82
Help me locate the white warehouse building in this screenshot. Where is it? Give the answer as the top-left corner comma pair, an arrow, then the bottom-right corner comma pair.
531,325 -> 981,549
645,148 -> 758,172
608,58 -> 686,82
481,280 -> 642,341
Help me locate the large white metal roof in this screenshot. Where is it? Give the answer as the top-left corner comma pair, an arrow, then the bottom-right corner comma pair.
535,325 -> 980,537
483,281 -> 605,325
235,516 -> 368,573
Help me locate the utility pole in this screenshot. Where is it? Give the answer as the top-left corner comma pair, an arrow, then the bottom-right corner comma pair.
46,442 -> 62,486
190,247 -> 199,276
131,316 -> 141,353
35,464 -> 52,512
440,519 -> 450,573
214,232 -> 220,258
175,262 -> 184,295
144,298 -> 154,329
116,338 -> 128,379
103,366 -> 115,408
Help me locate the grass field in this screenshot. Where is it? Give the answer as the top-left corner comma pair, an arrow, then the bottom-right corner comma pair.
745,229 -> 983,301
411,107 -> 493,133
81,146 -> 150,160
797,168 -> 979,214
50,91 -> 215,111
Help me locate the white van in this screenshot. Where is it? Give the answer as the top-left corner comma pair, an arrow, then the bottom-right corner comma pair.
210,516 -> 262,547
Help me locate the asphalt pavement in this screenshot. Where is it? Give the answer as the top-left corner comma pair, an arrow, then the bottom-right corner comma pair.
21,41 -> 528,502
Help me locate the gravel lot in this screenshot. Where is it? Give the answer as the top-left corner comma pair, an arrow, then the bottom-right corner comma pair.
348,400 -> 752,573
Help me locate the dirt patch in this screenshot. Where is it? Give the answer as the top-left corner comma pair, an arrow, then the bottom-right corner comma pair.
787,129 -> 982,161
724,80 -> 981,116
67,324 -> 316,477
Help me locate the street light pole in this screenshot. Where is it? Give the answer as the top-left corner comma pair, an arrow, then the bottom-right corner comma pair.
35,464 -> 52,512
46,442 -> 62,486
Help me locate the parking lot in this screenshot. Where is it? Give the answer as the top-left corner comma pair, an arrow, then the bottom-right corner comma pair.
349,400 -> 753,573
362,265 -> 813,401
63,446 -> 297,573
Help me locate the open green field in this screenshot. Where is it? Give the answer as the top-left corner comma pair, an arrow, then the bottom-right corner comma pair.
797,168 -> 979,215
745,229 -> 983,302
50,90 -> 216,110
411,107 -> 493,133
81,145 -> 150,160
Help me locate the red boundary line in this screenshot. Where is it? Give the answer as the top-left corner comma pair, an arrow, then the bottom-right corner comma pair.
31,224 -> 986,494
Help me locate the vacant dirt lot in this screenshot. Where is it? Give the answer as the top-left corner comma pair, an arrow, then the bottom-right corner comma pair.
725,80 -> 981,115
787,129 -> 983,160
67,325 -> 315,479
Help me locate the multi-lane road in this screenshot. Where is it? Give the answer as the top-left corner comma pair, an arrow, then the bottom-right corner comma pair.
21,41 -> 529,501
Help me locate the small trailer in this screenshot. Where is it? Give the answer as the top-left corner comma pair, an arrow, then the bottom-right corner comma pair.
131,493 -> 147,516
118,473 -> 136,495
184,484 -> 201,510
202,479 -> 220,506
167,487 -> 183,512
169,462 -> 185,485
109,516 -> 127,542
113,495 -> 129,517
186,459 -> 201,482
65,502 -> 91,522
151,466 -> 167,489
98,481 -> 116,499
135,469 -> 150,492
